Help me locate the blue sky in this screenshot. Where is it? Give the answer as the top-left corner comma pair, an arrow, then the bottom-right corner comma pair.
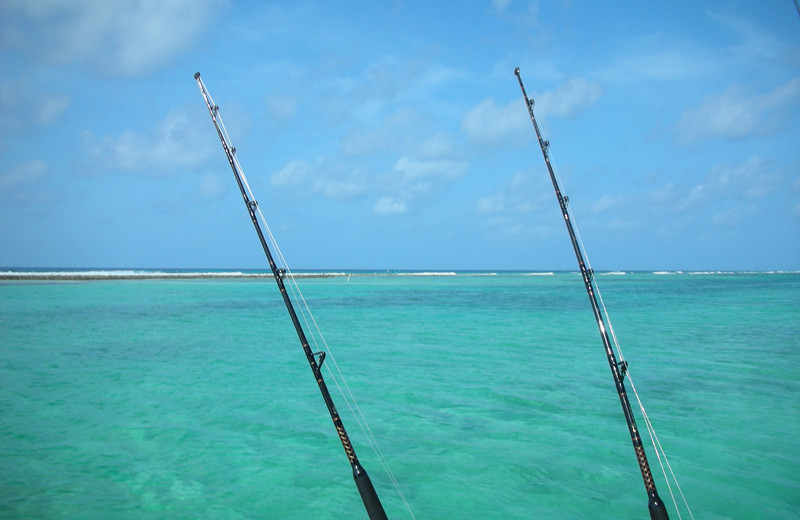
1,1 -> 799,271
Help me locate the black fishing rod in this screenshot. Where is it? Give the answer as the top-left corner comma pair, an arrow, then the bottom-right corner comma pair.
194,72 -> 388,520
514,67 -> 669,520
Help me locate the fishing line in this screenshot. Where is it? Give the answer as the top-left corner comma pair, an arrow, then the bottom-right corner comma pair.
514,67 -> 687,520
546,117 -> 694,520
196,73 -> 410,520
547,148 -> 626,360
625,373 -> 695,520
223,108 -> 414,520
259,216 -> 418,520
258,215 -> 418,520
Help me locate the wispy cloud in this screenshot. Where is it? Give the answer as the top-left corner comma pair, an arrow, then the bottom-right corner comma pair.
270,155 -> 467,215
601,43 -> 712,84
706,9 -> 787,63
535,78 -> 604,118
485,154 -> 786,242
677,78 -> 800,145
0,0 -> 225,77
316,56 -> 463,127
373,196 -> 407,216
491,0 -> 512,11
707,156 -> 782,199
0,160 -> 47,189
711,204 -> 755,227
271,158 -> 370,200
80,109 -> 213,174
270,160 -> 313,189
372,157 -> 467,215
490,0 -> 539,28
0,160 -> 48,203
475,170 -> 553,236
196,172 -> 227,201
597,9 -> 787,87
268,53 -> 470,213
462,98 -> 528,146
264,93 -> 298,123
341,108 -> 433,157
0,78 -> 70,134
393,156 -> 465,185
651,156 -> 783,227
462,77 -> 602,147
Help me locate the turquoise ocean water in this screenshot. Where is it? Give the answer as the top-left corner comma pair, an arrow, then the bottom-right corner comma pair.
1,270 -> 798,519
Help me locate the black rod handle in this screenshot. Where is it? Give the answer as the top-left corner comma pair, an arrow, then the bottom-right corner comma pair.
354,463 -> 389,520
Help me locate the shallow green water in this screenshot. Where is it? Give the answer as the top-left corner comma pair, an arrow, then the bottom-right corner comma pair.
1,272 -> 798,519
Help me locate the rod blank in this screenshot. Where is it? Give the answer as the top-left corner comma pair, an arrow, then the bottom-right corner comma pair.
514,67 -> 669,520
194,72 -> 388,520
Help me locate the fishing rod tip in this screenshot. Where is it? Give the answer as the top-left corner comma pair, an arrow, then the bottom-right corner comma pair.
194,72 -> 201,79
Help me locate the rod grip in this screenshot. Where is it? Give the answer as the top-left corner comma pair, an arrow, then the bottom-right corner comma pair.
353,463 -> 388,520
648,491 -> 670,520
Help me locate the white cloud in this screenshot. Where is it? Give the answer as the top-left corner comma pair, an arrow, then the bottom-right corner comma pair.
491,0 -> 512,10
374,196 -> 407,215
712,205 -> 753,227
317,56 -> 463,129
602,45 -> 711,84
536,78 -> 604,118
677,78 -> 800,145
196,172 -> 226,201
1,0 -> 226,77
490,0 -> 539,27
382,157 -> 467,213
342,108 -> 428,157
462,77 -> 602,146
462,98 -> 528,146
417,131 -> 457,159
0,160 -> 47,190
596,10 -> 785,87
370,157 -> 466,215
706,10 -> 785,63
393,157 -> 466,183
271,159 -> 368,200
708,156 -> 781,199
475,170 -> 554,236
38,93 -> 70,124
677,185 -> 704,210
265,94 -> 297,122
81,108 -> 213,174
271,160 -> 311,187
588,194 -> 624,214
477,194 -> 505,215
0,78 -> 70,133
340,105 -> 459,161
647,156 -> 784,229
314,173 -> 368,199
269,155 -> 466,215
597,7 -> 789,87
0,160 -> 48,203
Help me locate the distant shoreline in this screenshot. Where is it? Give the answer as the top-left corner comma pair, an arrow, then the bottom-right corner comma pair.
0,272 -> 344,281
1,269 -> 796,281
0,270 -> 464,281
